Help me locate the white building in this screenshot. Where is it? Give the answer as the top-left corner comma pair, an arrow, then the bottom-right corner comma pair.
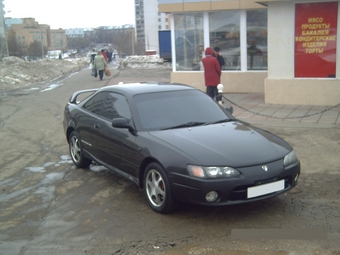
4,17 -> 22,29
65,28 -> 84,38
135,0 -> 170,54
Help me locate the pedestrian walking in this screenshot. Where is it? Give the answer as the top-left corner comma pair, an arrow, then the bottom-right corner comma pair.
90,49 -> 97,64
201,47 -> 221,100
93,51 -> 107,80
106,49 -> 112,63
101,49 -> 108,62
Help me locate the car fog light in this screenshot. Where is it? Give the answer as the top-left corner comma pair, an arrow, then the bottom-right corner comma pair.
206,191 -> 218,203
294,173 -> 299,183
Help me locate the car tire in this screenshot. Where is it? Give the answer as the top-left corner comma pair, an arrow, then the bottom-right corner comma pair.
144,163 -> 177,214
69,131 -> 92,168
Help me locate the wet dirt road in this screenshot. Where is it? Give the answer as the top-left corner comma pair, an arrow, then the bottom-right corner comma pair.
0,67 -> 339,255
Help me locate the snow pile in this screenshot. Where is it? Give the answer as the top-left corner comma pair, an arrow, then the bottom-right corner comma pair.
0,55 -> 171,92
0,56 -> 89,91
119,55 -> 171,69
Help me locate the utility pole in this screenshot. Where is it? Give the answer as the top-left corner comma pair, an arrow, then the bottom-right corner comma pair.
1,10 -> 10,57
2,21 -> 9,57
40,29 -> 44,59
131,29 -> 135,55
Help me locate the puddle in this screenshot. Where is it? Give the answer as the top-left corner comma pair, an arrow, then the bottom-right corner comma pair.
41,172 -> 64,185
60,155 -> 71,161
89,165 -> 108,172
41,72 -> 78,92
34,186 -> 56,202
43,162 -> 56,168
25,166 -> 46,173
0,178 -> 20,187
25,155 -> 73,172
41,83 -> 61,91
24,87 -> 40,91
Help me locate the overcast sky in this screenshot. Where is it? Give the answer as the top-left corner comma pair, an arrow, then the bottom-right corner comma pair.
3,0 -> 135,29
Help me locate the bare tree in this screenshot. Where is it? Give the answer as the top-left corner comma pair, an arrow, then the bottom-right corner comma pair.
7,33 -> 24,57
67,37 -> 92,52
95,29 -> 114,44
113,32 -> 134,57
0,36 -> 8,60
27,40 -> 46,59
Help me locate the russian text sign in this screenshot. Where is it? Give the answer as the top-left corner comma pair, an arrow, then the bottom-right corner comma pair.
295,2 -> 338,78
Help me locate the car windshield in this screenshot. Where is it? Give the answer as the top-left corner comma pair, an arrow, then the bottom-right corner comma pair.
134,89 -> 231,130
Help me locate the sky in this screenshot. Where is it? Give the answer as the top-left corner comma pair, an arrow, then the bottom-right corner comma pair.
3,0 -> 135,29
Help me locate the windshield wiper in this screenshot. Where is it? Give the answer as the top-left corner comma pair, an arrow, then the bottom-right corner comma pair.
162,121 -> 207,130
204,119 -> 231,125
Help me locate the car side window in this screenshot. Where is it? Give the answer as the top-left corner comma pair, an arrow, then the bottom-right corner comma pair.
83,92 -> 109,115
101,93 -> 132,121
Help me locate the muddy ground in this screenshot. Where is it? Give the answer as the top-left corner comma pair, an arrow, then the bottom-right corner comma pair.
0,66 -> 339,255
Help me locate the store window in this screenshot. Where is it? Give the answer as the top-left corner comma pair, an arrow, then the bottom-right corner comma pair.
174,13 -> 204,71
174,10 -> 268,72
247,10 -> 268,70
209,11 -> 240,71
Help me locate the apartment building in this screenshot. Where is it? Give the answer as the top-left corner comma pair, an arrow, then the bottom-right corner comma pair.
50,28 -> 67,50
7,18 -> 67,53
65,28 -> 85,38
135,0 -> 171,54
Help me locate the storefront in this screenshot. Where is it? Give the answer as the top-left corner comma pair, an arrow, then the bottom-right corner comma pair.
159,0 -> 340,106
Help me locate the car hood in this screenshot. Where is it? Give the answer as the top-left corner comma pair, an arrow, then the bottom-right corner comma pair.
148,121 -> 292,167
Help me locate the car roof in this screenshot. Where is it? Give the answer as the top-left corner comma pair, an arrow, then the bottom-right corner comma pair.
99,82 -> 195,95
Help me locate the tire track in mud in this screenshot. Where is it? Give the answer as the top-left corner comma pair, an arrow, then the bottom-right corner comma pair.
0,104 -> 22,125
0,93 -> 70,231
0,94 -> 67,164
0,124 -> 64,171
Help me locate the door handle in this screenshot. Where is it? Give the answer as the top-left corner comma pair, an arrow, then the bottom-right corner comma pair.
94,123 -> 100,129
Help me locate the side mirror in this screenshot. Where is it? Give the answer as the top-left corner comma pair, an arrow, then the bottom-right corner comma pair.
112,118 -> 135,133
225,106 -> 234,114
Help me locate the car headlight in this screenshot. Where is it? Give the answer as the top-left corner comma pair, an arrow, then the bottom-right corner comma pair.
187,165 -> 240,178
283,150 -> 298,167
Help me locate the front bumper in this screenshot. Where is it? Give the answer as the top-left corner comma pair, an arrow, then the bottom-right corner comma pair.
170,160 -> 300,206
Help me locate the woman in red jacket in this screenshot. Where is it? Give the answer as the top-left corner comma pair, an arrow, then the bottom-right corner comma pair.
101,49 -> 108,62
201,47 -> 221,100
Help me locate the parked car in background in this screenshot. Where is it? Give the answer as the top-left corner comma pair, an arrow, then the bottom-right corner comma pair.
63,83 -> 300,214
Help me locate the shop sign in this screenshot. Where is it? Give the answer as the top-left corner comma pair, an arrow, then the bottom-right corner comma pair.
295,2 -> 338,78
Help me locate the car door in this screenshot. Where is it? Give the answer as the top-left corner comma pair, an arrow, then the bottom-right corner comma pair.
96,92 -> 140,180
78,91 -> 109,160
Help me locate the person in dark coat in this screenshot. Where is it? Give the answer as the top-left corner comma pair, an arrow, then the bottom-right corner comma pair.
106,49 -> 112,63
213,47 -> 225,68
201,47 -> 221,100
90,48 -> 97,63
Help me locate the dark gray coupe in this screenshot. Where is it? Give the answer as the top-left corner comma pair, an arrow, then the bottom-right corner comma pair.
63,83 -> 300,213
